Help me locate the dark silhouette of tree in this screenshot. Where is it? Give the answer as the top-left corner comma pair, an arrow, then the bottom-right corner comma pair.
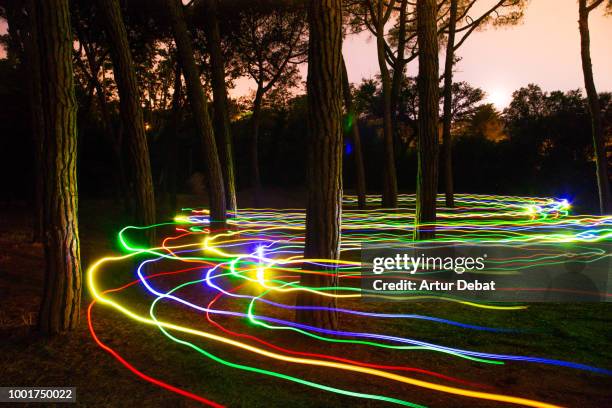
25,0 -> 44,242
441,0 -> 458,207
162,60 -> 183,215
341,56 -> 367,209
96,0 -> 156,242
34,0 -> 81,335
414,0 -> 439,240
441,0 -> 526,208
578,0 -> 611,214
296,0 -> 343,330
72,4 -> 130,213
348,0 -> 411,208
203,0 -> 237,214
230,4 -> 308,203
164,0 -> 227,223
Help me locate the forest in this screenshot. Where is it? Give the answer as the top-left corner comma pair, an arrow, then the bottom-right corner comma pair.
0,0 -> 611,407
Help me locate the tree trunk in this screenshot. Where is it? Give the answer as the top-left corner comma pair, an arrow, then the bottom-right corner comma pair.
204,0 -> 237,215
80,40 -> 131,213
96,0 -> 156,243
376,1 -> 398,208
389,0 -> 408,163
296,0 -> 343,330
341,56 -> 367,209
166,61 -> 182,215
414,0 -> 439,240
35,0 -> 82,335
442,0 -> 458,208
251,88 -> 263,205
25,0 -> 45,243
579,0 -> 611,215
164,0 -> 227,224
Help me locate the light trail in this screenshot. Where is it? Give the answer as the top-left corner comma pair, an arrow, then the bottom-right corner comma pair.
87,194 -> 611,407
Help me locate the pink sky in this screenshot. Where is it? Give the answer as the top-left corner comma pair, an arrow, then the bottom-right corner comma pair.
2,0 -> 610,109
233,0 -> 612,109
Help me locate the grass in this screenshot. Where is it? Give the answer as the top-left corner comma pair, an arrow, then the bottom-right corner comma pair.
0,194 -> 611,407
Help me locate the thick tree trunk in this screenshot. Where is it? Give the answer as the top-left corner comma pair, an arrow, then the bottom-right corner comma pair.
341,56 -> 367,209
25,0 -> 45,243
164,0 -> 227,223
296,0 -> 343,330
414,0 -> 439,240
204,0 -> 237,214
251,88 -> 263,205
376,1 -> 398,208
35,0 -> 81,335
579,0 -> 611,215
442,0 -> 458,208
96,0 -> 156,243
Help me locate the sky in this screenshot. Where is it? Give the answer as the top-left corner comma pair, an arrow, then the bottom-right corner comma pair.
232,0 -> 612,109
2,0 -> 611,109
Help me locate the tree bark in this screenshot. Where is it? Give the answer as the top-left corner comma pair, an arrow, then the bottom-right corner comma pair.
250,87 -> 264,205
296,0 -> 343,330
25,0 -> 45,243
96,0 -> 156,243
579,0 -> 611,214
341,56 -> 367,209
414,0 -> 439,240
204,0 -> 237,214
375,0 -> 398,208
164,0 -> 227,223
442,0 -> 458,208
35,0 -> 82,335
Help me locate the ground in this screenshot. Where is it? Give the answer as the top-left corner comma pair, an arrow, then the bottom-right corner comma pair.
0,192 -> 610,407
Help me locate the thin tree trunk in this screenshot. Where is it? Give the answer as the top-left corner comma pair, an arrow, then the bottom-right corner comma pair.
389,0 -> 408,161
167,61 -> 182,215
579,0 -> 611,214
204,0 -> 237,214
35,0 -> 81,335
251,88 -> 263,205
96,0 -> 156,243
375,0 -> 398,208
414,0 -> 439,240
341,56 -> 367,209
442,0 -> 458,208
164,0 -> 227,223
296,0 -> 343,330
25,0 -> 45,243
80,40 -> 131,212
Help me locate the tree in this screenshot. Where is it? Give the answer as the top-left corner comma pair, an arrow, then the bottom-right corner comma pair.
72,4 -> 130,213
440,0 -> 526,207
441,0 -> 458,207
341,56 -> 367,209
96,0 -> 156,241
414,0 -> 439,240
203,0 -> 237,214
578,0 -> 611,214
24,0 -> 45,242
230,4 -> 308,203
164,0 -> 227,223
35,0 -> 82,335
348,0 -> 412,207
296,0 -> 343,330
